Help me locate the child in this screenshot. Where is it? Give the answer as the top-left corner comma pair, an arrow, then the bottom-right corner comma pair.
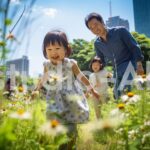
4,78 -> 11,98
35,30 -> 99,150
89,56 -> 111,118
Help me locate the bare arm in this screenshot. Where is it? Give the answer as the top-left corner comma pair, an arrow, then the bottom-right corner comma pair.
72,61 -> 100,99
34,65 -> 48,91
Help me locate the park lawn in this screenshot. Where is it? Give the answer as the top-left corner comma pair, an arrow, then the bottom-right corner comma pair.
0,87 -> 150,150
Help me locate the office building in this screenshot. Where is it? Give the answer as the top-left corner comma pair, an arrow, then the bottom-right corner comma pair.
106,16 -> 129,30
133,0 -> 150,37
6,55 -> 29,77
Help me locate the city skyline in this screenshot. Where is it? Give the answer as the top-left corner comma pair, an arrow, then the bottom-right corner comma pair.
6,55 -> 29,77
6,0 -> 134,77
106,16 -> 129,30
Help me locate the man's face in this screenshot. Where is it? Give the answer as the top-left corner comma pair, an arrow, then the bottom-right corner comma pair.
87,18 -> 105,37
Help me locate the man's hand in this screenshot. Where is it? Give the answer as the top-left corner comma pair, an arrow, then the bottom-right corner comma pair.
137,61 -> 144,75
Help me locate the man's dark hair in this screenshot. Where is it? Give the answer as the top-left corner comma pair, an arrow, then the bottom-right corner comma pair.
85,12 -> 104,29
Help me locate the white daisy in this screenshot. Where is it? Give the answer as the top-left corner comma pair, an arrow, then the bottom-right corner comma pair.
9,108 -> 32,120
39,120 -> 67,136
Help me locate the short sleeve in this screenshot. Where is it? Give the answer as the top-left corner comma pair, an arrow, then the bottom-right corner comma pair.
43,61 -> 49,73
66,58 -> 77,68
89,73 -> 96,86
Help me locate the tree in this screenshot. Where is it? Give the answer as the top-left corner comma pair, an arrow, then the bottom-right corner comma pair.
132,32 -> 150,72
70,39 -> 95,71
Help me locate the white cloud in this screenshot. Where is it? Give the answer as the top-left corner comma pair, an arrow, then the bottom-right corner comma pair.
42,8 -> 57,18
10,0 -> 20,5
32,6 -> 58,18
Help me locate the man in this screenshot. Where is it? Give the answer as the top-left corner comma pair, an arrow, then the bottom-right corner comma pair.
85,12 -> 144,99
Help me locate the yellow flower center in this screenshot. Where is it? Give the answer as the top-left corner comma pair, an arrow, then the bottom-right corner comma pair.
141,74 -> 146,79
18,86 -> 24,92
127,92 -> 134,97
17,109 -> 25,115
117,103 -> 125,109
50,119 -> 59,128
52,76 -> 59,81
102,121 -> 114,130
12,101 -> 17,105
2,108 -> 6,112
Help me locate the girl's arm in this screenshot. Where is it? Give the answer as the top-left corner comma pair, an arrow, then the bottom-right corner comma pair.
34,65 -> 48,91
72,61 -> 100,100
32,65 -> 48,99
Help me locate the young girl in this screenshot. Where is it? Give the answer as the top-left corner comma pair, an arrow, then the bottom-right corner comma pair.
36,30 -> 99,150
89,56 -> 111,118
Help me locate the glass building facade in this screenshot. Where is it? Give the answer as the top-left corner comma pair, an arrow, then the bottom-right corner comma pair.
106,16 -> 129,31
133,0 -> 150,37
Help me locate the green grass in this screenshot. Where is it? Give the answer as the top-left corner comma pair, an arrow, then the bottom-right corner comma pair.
0,87 -> 150,150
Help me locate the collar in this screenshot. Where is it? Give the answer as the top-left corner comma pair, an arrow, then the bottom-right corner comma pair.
98,28 -> 113,42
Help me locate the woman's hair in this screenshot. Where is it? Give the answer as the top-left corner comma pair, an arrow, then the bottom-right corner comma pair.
89,56 -> 104,72
85,12 -> 104,29
43,30 -> 72,59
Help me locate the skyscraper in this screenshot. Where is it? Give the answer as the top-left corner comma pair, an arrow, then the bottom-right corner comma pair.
106,16 -> 129,30
133,0 -> 150,37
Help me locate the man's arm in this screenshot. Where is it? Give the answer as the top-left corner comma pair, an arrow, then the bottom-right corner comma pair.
120,28 -> 144,75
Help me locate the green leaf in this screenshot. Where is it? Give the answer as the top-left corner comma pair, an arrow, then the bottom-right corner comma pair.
0,41 -> 6,46
54,134 -> 69,145
5,19 -> 12,26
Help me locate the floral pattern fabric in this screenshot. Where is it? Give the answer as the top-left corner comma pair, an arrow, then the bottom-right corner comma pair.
43,58 -> 89,123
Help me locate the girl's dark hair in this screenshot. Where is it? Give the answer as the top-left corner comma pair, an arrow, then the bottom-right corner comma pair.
89,56 -> 104,72
43,30 -> 72,59
85,12 -> 104,29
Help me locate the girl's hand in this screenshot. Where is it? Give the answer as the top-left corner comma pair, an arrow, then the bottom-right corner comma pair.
90,88 -> 100,100
31,90 -> 39,99
84,91 -> 93,98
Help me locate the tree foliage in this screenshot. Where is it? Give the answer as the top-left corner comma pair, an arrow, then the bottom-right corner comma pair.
132,32 -> 150,72
70,39 -> 95,71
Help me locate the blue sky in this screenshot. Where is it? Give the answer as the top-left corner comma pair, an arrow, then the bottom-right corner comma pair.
7,0 -> 134,77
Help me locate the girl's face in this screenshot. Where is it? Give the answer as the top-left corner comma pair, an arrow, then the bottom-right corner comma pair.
45,42 -> 66,64
92,61 -> 101,73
